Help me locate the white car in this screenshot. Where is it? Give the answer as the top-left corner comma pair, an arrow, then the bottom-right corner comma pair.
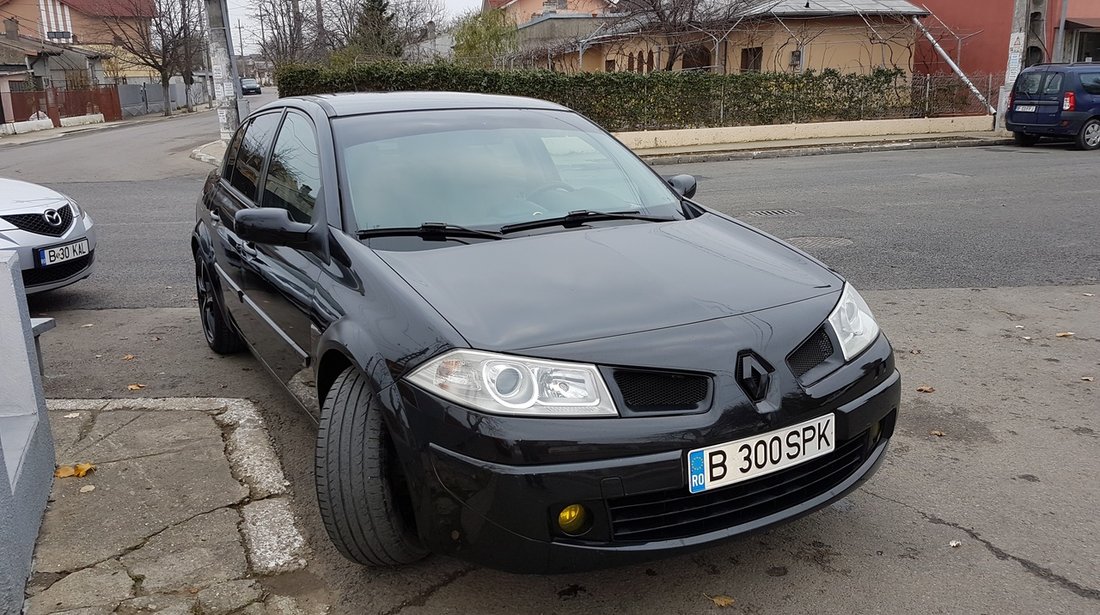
0,178 -> 96,294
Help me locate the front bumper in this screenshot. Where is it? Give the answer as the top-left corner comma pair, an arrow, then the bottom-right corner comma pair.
1007,110 -> 1090,136
399,338 -> 900,573
0,212 -> 97,293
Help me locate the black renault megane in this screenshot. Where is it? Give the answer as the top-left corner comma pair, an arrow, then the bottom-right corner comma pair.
191,92 -> 900,573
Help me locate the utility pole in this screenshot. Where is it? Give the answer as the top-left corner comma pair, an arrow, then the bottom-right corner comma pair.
238,20 -> 245,60
204,0 -> 245,141
998,0 -> 1031,131
1054,0 -> 1071,63
315,0 -> 325,53
182,0 -> 194,112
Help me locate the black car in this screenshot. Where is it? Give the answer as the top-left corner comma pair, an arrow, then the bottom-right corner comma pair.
241,78 -> 262,95
1006,63 -> 1100,149
191,92 -> 900,573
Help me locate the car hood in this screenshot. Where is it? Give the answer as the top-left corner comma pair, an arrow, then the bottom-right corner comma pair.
0,178 -> 69,213
377,214 -> 842,350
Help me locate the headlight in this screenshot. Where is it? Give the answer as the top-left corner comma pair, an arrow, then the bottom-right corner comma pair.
67,199 -> 82,217
406,349 -> 618,417
827,283 -> 880,361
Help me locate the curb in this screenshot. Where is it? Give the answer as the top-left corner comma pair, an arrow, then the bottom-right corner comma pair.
190,142 -> 223,166
640,137 -> 1016,165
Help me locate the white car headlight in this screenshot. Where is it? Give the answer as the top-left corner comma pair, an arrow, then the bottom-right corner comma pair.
67,199 -> 82,217
406,349 -> 618,417
827,283 -> 880,361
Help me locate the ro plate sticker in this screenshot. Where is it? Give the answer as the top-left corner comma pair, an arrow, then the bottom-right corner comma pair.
688,449 -> 706,493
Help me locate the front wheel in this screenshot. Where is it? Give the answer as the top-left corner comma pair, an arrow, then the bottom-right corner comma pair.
1013,132 -> 1040,146
1076,119 -> 1100,151
315,367 -> 429,567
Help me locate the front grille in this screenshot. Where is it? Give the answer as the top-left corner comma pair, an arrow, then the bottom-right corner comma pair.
607,431 -> 868,542
1,205 -> 74,237
22,252 -> 94,288
613,370 -> 709,410
788,327 -> 834,378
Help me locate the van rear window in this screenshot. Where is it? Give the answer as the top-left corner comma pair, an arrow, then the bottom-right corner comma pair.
1015,73 -> 1043,95
1081,73 -> 1100,95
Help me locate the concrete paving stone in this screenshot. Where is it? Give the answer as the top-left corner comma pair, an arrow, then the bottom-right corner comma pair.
235,605 -> 266,615
115,594 -> 197,615
46,400 -> 109,412
34,412 -> 247,573
121,508 -> 248,594
263,596 -> 308,615
47,608 -> 114,615
196,579 -> 264,615
47,411 -> 90,462
240,499 -> 308,575
102,398 -> 231,413
226,424 -> 288,499
27,560 -> 133,613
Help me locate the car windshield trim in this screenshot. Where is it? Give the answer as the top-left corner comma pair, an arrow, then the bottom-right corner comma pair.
498,210 -> 677,235
358,222 -> 504,241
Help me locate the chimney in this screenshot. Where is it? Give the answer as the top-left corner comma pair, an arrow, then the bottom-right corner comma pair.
3,17 -> 18,38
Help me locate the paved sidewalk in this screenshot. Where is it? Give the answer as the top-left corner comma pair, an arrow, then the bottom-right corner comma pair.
190,130 -> 1013,168
26,398 -> 326,615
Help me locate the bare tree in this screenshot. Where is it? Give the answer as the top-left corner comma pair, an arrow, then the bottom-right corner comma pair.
94,0 -> 196,116
255,0 -> 312,66
322,0 -> 444,53
611,0 -> 767,70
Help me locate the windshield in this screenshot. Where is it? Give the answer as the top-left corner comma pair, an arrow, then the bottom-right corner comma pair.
333,109 -> 683,232
242,79 -> 258,85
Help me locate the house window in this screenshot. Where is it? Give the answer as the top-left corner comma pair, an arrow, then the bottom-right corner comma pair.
741,47 -> 763,72
605,59 -> 615,72
636,51 -> 645,73
647,50 -> 654,72
628,54 -> 635,72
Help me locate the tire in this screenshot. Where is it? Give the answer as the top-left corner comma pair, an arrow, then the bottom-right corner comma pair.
196,260 -> 245,354
315,367 -> 429,567
1075,118 -> 1100,151
1013,132 -> 1040,146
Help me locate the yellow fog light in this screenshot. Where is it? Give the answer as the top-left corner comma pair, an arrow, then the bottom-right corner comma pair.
557,504 -> 590,535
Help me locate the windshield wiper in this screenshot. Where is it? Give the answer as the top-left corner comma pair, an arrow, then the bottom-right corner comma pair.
357,222 -> 504,241
498,210 -> 675,235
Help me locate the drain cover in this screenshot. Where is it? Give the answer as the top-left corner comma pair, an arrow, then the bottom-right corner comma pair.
785,236 -> 853,250
747,209 -> 802,217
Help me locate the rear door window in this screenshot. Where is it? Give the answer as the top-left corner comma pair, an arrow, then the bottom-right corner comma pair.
1014,72 -> 1043,96
1080,72 -> 1100,95
1041,72 -> 1064,95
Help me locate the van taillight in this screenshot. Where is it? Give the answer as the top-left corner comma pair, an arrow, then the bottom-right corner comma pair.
1063,91 -> 1076,111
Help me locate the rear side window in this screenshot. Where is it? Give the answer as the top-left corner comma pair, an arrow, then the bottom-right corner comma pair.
1042,73 -> 1064,94
1080,73 -> 1100,95
1015,72 -> 1043,95
229,113 -> 281,202
261,113 -> 321,224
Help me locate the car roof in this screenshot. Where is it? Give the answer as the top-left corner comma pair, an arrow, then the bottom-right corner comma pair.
282,91 -> 570,117
1022,63 -> 1100,72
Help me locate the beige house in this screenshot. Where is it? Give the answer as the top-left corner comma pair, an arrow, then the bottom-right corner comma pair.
499,0 -> 929,76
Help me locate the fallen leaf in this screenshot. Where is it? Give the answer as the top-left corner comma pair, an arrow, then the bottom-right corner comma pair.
1056,332 -> 1075,338
79,485 -> 95,493
1084,293 -> 1095,297
152,336 -> 162,342
122,354 -> 136,361
94,354 -> 102,358
127,383 -> 145,391
54,463 -> 95,478
707,595 -> 736,608
916,385 -> 935,393
1014,325 -> 1025,329
909,349 -> 922,355
1022,336 -> 1032,340
63,412 -> 81,419
930,430 -> 946,437
80,323 -> 94,328
949,540 -> 962,548
1083,377 -> 1095,382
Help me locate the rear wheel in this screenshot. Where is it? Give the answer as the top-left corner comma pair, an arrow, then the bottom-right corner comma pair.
315,367 -> 429,567
195,260 -> 244,354
1076,119 -> 1100,151
1013,132 -> 1040,146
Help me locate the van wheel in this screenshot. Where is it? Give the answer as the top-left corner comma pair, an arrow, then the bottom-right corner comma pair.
196,261 -> 245,354
315,367 -> 429,567
1013,132 -> 1040,146
1076,119 -> 1100,151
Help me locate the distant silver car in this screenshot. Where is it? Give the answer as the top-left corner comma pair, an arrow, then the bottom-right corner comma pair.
0,178 -> 96,294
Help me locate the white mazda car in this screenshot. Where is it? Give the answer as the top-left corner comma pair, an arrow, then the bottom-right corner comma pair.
0,178 -> 96,294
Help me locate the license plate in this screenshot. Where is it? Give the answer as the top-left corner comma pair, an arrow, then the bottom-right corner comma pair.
687,414 -> 835,493
37,239 -> 89,267
1015,105 -> 1037,112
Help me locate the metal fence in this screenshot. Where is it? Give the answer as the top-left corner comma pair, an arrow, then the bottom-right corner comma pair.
1,86 -> 122,126
117,82 -> 211,118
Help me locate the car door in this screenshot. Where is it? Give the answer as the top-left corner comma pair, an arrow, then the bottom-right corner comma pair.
236,111 -> 324,384
1034,70 -> 1065,126
1010,70 -> 1044,124
208,112 -> 282,316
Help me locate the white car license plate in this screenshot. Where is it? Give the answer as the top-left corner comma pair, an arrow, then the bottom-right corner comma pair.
687,414 -> 835,494
38,239 -> 89,267
1015,105 -> 1037,112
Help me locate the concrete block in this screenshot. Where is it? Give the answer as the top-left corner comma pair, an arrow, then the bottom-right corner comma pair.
59,114 -> 105,128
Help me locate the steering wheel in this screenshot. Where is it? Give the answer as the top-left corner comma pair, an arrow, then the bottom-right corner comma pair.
526,182 -> 576,202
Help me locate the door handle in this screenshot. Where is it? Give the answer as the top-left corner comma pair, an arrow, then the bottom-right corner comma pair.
240,241 -> 258,258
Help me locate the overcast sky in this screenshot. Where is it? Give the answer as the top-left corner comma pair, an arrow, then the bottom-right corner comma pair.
226,0 -> 481,54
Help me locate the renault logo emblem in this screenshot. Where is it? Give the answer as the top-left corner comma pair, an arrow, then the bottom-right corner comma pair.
736,351 -> 773,402
43,209 -> 63,227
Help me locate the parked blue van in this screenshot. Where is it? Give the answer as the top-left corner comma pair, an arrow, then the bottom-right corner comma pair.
1006,64 -> 1100,150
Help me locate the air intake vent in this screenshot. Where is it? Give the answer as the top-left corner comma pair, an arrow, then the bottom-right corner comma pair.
1,204 -> 74,237
613,370 -> 708,411
788,327 -> 834,378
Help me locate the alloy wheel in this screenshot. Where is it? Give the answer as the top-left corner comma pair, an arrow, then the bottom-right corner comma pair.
196,263 -> 217,345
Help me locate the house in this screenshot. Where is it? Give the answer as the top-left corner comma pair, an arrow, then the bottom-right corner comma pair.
500,0 -> 931,76
916,0 -> 1100,76
0,0 -> 157,82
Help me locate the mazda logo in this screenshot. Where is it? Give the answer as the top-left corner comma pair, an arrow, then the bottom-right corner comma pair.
43,209 -> 63,227
736,351 -> 773,402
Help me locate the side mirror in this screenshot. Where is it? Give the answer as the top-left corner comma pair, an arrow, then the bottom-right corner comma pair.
666,174 -> 698,199
235,208 -> 314,250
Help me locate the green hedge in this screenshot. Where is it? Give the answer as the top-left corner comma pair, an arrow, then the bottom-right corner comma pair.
276,63 -> 913,131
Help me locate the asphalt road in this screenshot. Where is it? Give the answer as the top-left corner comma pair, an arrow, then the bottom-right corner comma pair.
3,119 -> 1098,615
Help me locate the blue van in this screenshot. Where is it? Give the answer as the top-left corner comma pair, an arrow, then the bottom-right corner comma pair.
1006,64 -> 1100,150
